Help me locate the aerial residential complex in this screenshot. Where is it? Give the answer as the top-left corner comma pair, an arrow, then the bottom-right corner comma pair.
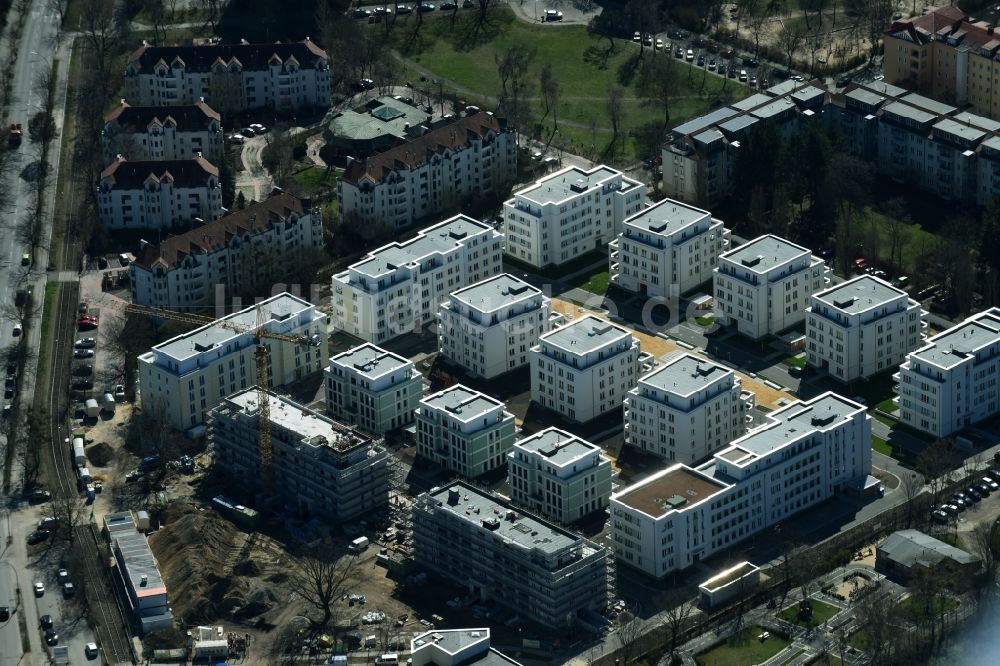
530,315 -> 643,423
98,156 -> 223,230
415,385 -> 516,478
321,96 -> 432,159
324,343 -> 424,435
124,39 -> 331,112
625,353 -> 754,465
883,6 -> 1000,120
896,308 -> 1000,437
411,481 -> 609,629
806,275 -> 925,382
609,198 -> 730,298
138,292 -> 328,429
102,99 -> 223,165
663,77 -> 1000,208
337,111 -> 516,230
105,511 -> 173,634
411,628 -> 523,666
714,234 -> 830,340
437,273 -> 559,379
611,393 -> 871,577
129,190 -> 324,312
331,215 -> 503,344
508,428 -> 613,524
503,165 -> 646,269
209,389 -> 389,521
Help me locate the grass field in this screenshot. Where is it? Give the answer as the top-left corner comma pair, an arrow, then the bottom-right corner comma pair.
695,626 -> 789,666
898,594 -> 958,622
572,271 -> 610,295
872,435 -> 892,457
777,598 -> 842,629
289,166 -> 340,198
378,8 -> 751,161
784,355 -> 807,368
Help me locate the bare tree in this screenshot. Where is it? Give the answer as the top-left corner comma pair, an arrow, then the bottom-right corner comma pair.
853,587 -> 897,666
777,22 -> 805,72
51,488 -> 86,544
496,45 -> 535,142
208,68 -> 243,126
638,53 -> 678,129
46,0 -> 69,25
538,63 -> 560,132
80,0 -> 119,94
612,604 -> 643,665
606,84 -> 625,158
918,438 -> 959,505
969,520 -> 1000,579
290,555 -> 358,627
661,592 -> 696,659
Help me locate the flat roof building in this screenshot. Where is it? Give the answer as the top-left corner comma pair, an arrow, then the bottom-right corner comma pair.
106,511 -> 173,634
896,307 -> 1000,437
411,628 -> 523,666
415,385 -> 516,478
325,343 -> 424,435
412,481 -> 609,628
508,428 -> 613,524
807,275 -> 925,382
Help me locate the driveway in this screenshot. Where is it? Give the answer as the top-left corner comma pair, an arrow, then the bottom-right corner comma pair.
506,0 -> 602,25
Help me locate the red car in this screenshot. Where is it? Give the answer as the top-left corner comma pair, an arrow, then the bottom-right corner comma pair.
77,316 -> 98,330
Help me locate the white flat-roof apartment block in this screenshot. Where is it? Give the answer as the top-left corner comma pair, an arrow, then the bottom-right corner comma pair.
138,293 -> 328,430
331,215 -> 502,344
625,353 -> 754,465
209,389 -> 389,521
530,315 -> 642,423
807,275 -> 925,382
412,481 -> 609,629
503,165 -> 646,269
411,628 -> 523,666
438,273 -> 557,379
609,198 -> 730,298
415,385 -> 516,478
325,344 -> 424,435
714,235 -> 830,340
611,392 -> 871,577
896,308 -> 1000,437
104,511 -> 173,634
508,428 -> 613,524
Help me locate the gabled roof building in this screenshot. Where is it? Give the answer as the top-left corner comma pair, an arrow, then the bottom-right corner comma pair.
103,99 -> 224,165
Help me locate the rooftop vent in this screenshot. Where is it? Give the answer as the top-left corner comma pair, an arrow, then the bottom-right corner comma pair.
650,221 -> 669,233
447,488 -> 460,505
811,414 -> 837,427
140,574 -> 148,586
741,255 -> 763,268
194,342 -> 214,352
569,178 -> 588,193
665,495 -> 688,509
482,517 -> 500,530
833,297 -> 856,309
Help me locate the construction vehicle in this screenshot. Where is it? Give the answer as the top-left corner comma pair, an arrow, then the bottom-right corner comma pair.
125,303 -> 320,494
8,123 -> 21,147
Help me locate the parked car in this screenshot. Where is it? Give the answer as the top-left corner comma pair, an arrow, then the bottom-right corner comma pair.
39,615 -> 52,629
697,54 -> 705,66
931,509 -> 950,524
352,7 -> 371,18
836,75 -> 852,88
11,325 -> 21,337
0,606 -> 9,622
976,482 -> 992,495
686,49 -> 694,61
229,134 -> 246,144
27,530 -> 49,545
85,643 -> 98,659
966,486 -> 983,500
983,476 -> 999,491
73,365 -> 94,377
395,4 -> 412,14
33,582 -> 44,596
940,503 -> 960,516
71,380 -> 94,391
74,349 -> 94,359
27,489 -> 51,503
655,38 -> 664,50
75,337 -> 96,348
739,69 -> 748,82
114,384 -> 126,401
642,33 -> 653,47
441,0 -> 456,8
462,0 -> 474,7
674,47 -> 683,59
45,628 -> 58,645
62,582 -> 75,598
544,8 -> 562,20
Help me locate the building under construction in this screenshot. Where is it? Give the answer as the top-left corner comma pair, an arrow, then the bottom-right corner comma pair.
209,388 -> 390,522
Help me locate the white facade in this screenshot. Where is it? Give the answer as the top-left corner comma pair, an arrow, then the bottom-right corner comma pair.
609,198 -> 730,298
138,293 -> 328,430
124,40 -> 331,112
411,629 -> 522,666
611,392 -> 871,577
338,112 -> 516,230
625,353 -> 754,465
438,273 -> 557,379
807,275 -> 925,382
102,99 -> 223,166
714,235 -> 830,340
331,215 -> 503,344
504,165 -> 646,269
98,156 -> 223,230
896,308 -> 1000,437
129,191 -> 323,312
415,385 -> 516,478
530,315 -> 641,423
508,428 -> 612,524
209,389 -> 389,521
324,343 -> 423,435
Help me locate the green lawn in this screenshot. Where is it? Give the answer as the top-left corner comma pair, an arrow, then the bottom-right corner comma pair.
504,250 -> 606,281
784,355 -> 807,369
777,598 -> 842,629
379,8 -> 751,161
695,315 -> 715,327
898,594 -> 958,622
873,413 -> 896,429
572,271 -> 610,295
860,208 -> 940,278
289,166 -> 340,198
875,397 -> 898,413
872,435 -> 892,458
695,627 -> 789,666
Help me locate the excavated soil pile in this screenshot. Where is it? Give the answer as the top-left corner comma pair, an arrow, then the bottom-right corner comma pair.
86,442 -> 115,467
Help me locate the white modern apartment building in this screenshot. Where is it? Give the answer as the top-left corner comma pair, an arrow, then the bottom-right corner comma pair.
324,343 -> 424,435
611,392 -> 871,577
714,235 -> 830,340
209,389 -> 389,521
138,293 -> 328,430
124,39 -> 331,112
807,275 -> 925,382
130,190 -> 323,312
415,385 -> 516,478
508,428 -> 612,524
338,112 -> 516,230
331,215 -> 502,344
896,308 -> 1000,437
503,165 -> 646,269
412,481 -> 609,629
103,99 -> 224,165
411,628 -> 523,666
609,198 -> 730,298
98,156 -> 223,230
530,315 -> 642,423
625,353 -> 754,465
438,273 -> 558,379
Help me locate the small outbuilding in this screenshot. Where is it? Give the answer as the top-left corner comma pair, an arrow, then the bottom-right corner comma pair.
875,529 -> 981,581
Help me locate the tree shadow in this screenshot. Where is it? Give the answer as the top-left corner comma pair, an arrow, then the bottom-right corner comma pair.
582,44 -> 615,69
617,52 -> 641,86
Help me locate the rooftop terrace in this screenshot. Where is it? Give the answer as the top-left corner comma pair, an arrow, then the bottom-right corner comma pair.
613,466 -> 728,517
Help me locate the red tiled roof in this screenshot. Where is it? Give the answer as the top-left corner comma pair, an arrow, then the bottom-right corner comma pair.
105,99 -> 220,132
133,190 -> 307,270
887,5 -> 1000,53
127,39 -> 328,73
100,155 -> 219,187
342,112 -> 508,185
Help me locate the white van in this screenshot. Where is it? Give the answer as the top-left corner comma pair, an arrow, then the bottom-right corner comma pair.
375,655 -> 399,665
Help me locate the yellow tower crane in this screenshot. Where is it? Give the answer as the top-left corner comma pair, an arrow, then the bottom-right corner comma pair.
125,302 -> 319,493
